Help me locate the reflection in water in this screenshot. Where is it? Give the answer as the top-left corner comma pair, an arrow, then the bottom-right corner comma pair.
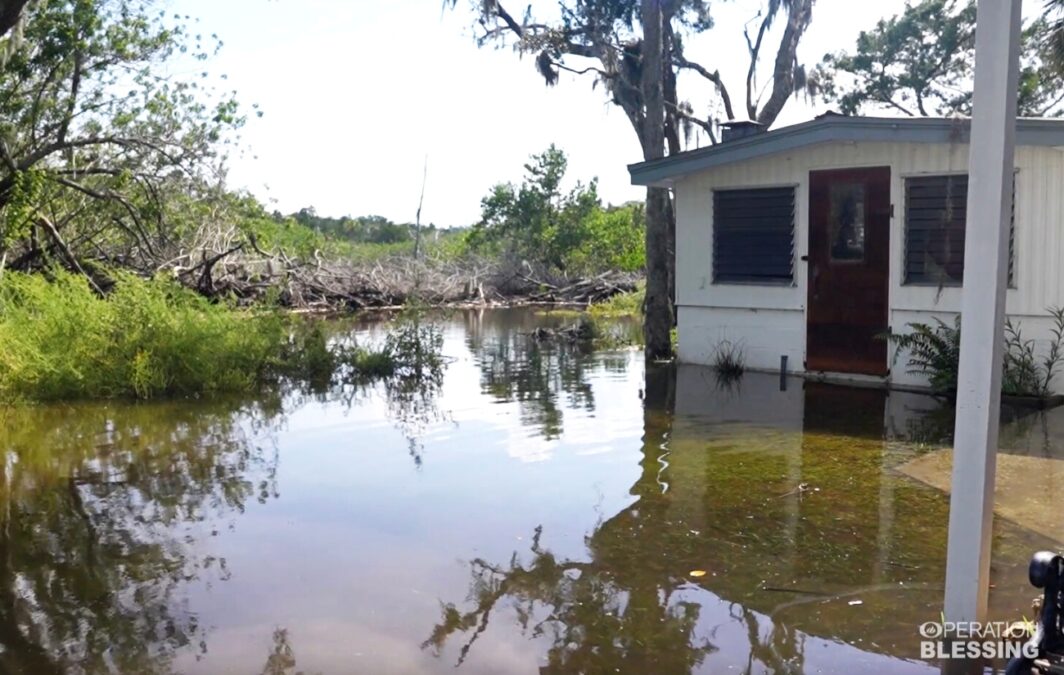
423,366 -> 717,674
381,318 -> 449,467
0,400 -> 282,674
425,366 -> 1058,674
260,628 -> 320,675
1,309 -> 1061,674
464,309 -> 634,440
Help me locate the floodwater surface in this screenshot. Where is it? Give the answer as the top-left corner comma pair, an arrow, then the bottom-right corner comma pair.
0,308 -> 1059,674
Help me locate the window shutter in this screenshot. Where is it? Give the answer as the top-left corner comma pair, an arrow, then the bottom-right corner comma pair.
712,187 -> 795,284
903,174 -> 1015,286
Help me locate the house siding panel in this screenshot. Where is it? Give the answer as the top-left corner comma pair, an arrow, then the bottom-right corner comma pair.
674,139 -> 1064,392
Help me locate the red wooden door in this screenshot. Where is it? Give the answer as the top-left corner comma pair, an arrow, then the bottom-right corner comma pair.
806,167 -> 891,375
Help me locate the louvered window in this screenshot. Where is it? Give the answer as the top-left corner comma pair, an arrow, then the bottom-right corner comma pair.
904,174 -> 1015,285
712,187 -> 796,284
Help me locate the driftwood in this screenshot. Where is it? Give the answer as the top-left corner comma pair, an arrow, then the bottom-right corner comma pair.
157,236 -> 640,311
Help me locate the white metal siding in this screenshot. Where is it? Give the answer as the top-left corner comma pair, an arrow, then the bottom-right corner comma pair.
675,140 -> 1064,391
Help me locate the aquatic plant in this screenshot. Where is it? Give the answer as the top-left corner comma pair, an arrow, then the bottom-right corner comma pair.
0,270 -> 288,400
711,338 -> 746,381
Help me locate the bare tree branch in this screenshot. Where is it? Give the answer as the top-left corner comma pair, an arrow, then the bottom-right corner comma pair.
665,100 -> 718,144
756,0 -> 815,125
744,12 -> 774,120
674,55 -> 735,121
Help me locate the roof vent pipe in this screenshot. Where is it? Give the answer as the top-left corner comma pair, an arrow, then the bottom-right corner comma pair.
720,120 -> 767,142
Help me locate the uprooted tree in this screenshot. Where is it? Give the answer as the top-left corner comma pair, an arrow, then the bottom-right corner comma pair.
445,0 -> 818,359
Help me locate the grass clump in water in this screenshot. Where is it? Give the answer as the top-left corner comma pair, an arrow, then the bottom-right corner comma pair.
349,348 -> 397,378
711,339 -> 746,382
588,282 -> 644,319
0,270 -> 300,401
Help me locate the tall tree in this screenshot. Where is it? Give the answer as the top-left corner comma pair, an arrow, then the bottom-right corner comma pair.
445,0 -> 818,359
641,0 -> 671,357
468,144 -> 602,271
819,0 -> 1064,117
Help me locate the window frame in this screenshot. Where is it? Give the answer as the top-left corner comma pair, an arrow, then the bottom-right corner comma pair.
711,184 -> 798,287
901,171 -> 1017,288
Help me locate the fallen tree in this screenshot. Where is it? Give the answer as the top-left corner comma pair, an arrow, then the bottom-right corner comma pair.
163,238 -> 641,311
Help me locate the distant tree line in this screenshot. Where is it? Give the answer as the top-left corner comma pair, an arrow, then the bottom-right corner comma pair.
286,209 -> 434,246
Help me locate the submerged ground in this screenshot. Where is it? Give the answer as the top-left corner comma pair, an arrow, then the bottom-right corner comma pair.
0,308 -> 1058,674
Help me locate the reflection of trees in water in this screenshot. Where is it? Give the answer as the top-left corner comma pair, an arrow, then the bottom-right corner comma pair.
421,524 -> 716,674
424,366 -> 948,673
287,316 -> 452,467
463,309 -> 636,440
0,400 -> 283,674
422,365 -> 731,674
381,319 -> 449,467
260,627 -> 321,675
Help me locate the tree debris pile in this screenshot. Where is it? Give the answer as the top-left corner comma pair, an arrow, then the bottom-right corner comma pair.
165,242 -> 640,311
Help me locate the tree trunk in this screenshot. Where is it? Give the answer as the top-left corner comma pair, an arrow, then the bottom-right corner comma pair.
640,0 -> 674,360
0,0 -> 30,40
666,194 -> 676,309
414,157 -> 427,260
755,0 -> 814,126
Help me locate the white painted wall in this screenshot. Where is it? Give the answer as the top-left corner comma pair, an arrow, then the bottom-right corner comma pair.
674,140 -> 1064,392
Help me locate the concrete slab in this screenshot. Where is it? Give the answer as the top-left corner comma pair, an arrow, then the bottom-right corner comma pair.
899,446 -> 1064,545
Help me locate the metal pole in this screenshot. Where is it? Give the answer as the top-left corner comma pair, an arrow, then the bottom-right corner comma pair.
943,0 -> 1023,624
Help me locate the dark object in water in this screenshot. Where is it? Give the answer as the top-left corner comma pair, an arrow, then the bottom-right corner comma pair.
531,320 -> 596,343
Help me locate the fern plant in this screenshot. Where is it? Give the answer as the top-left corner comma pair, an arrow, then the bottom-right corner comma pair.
886,317 -> 961,395
886,307 -> 1064,398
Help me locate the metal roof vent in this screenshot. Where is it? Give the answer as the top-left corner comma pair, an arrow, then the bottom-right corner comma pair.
720,120 -> 767,142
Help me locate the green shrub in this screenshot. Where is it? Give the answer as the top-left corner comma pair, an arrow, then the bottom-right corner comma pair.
885,317 -> 962,394
886,308 -> 1064,397
0,270 -> 286,401
1003,308 -> 1064,397
588,283 -> 645,319
349,348 -> 397,378
463,146 -> 645,275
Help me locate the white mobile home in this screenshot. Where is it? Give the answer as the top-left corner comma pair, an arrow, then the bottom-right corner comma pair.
628,115 -> 1064,392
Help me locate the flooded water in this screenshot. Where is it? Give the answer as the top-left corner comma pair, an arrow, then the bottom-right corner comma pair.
0,308 -> 1060,674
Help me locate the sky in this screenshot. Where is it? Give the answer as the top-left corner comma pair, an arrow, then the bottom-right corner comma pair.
167,0 -> 914,227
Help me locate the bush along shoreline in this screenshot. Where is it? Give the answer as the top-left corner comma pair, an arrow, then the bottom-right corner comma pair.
0,270 -> 436,402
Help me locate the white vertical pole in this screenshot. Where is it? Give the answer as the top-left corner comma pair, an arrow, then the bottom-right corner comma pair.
943,0 -> 1023,624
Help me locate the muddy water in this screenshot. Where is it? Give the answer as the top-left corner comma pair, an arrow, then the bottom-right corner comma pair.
0,308 -> 1057,674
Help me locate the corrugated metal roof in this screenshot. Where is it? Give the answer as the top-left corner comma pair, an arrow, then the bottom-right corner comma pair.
628,115 -> 1064,187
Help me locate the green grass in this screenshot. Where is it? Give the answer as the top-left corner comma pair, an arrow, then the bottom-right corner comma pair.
348,347 -> 398,378
588,282 -> 644,319
0,270 -> 298,400
0,270 -> 407,401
